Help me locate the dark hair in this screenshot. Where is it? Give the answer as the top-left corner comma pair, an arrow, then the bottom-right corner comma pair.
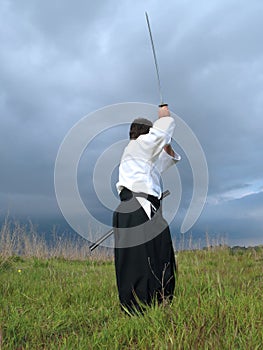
129,118 -> 153,140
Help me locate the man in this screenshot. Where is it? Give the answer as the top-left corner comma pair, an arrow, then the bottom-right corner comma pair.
113,105 -> 181,314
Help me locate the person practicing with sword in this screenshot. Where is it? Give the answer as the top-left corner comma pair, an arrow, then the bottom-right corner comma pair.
113,104 -> 181,314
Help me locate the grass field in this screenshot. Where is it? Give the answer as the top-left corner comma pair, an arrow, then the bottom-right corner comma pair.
1,241 -> 263,349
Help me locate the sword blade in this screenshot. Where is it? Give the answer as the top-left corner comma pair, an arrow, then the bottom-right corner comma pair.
145,12 -> 165,106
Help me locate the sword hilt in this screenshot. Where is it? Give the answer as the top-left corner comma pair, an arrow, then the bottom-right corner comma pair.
159,103 -> 168,107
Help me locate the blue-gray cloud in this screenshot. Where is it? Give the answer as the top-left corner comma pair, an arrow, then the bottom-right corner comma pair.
0,0 -> 263,246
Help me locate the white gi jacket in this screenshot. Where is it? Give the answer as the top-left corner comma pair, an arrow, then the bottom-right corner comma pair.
116,117 -> 181,218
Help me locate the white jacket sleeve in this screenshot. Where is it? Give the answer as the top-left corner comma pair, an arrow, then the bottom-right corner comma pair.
136,117 -> 176,159
156,149 -> 181,173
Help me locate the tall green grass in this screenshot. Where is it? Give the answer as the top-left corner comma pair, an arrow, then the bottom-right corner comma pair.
0,221 -> 262,349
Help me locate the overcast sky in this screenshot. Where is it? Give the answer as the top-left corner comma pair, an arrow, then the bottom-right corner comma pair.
0,0 -> 262,247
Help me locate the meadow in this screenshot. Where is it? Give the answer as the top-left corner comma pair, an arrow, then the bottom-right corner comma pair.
0,220 -> 262,349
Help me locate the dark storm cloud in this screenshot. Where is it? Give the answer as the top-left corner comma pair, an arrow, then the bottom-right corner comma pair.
0,0 -> 262,244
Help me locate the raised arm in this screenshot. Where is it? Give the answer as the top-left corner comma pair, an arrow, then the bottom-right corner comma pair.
137,106 -> 175,159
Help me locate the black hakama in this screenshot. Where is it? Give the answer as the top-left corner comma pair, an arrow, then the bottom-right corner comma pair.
113,188 -> 176,313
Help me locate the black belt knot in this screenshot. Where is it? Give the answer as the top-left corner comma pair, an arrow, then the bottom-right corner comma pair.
119,187 -> 161,211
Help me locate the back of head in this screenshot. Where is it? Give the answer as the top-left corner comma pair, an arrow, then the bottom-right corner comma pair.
129,118 -> 153,140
